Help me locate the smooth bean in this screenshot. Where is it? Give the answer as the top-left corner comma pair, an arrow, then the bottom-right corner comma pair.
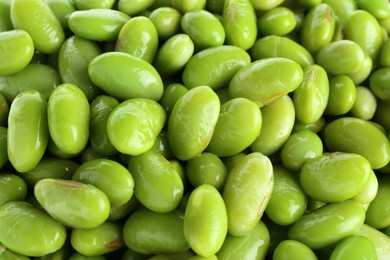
0,174 -> 27,207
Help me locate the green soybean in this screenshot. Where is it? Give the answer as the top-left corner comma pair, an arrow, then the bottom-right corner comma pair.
107,98 -> 165,156
34,178 -> 110,228
258,7 -> 297,36
185,152 -> 228,190
45,0 -> 76,29
73,0 -> 115,10
7,90 -> 48,173
181,10 -> 225,49
58,35 -> 102,101
300,152 -> 371,203
216,221 -> 270,260
154,34 -> 195,79
354,224 -> 390,259
249,0 -> 284,11
365,176 -> 390,229
280,130 -> 323,171
222,0 -> 258,50
22,157 -> 79,188
0,201 -> 66,257
123,208 -> 189,255
172,0 -> 206,13
347,54 -> 373,85
324,117 -> 390,169
71,221 -> 123,256
88,52 -> 164,101
116,16 -> 159,63
250,35 -> 314,68
159,83 -> 189,116
369,67 -> 390,102
272,240 -> 317,260
0,0 -> 12,32
229,58 -> 303,107
350,86 -> 377,120
118,0 -> 155,16
149,7 -> 182,40
330,235 -> 377,260
0,63 -> 61,102
0,29 -> 34,76
89,95 -> 119,156
379,40 -> 390,66
374,100 -> 390,132
344,10 -> 383,61
128,150 -> 184,213
167,86 -> 220,161
68,9 -> 130,42
325,75 -> 356,116
184,184 -> 228,257
72,159 -> 134,207
265,166 -> 307,226
183,45 -> 251,90
293,64 -> 329,124
356,0 -> 390,19
222,152 -> 273,236
0,243 -> 30,260
322,0 -> 356,25
250,95 -> 295,155
48,83 -> 90,155
351,169 -> 378,206
288,200 -> 365,250
0,127 -> 7,169
300,3 -> 336,54
0,174 -> 27,207
316,40 -> 365,75
0,93 -> 8,126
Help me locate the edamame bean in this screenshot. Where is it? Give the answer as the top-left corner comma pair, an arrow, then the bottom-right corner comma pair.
8,90 -> 48,173
149,7 -> 182,40
365,176 -> 390,229
293,0 -> 322,9
68,9 -> 130,42
351,169 -> 378,207
72,159 -> 134,207
222,152 -> 273,236
183,45 -> 251,90
293,64 -> 329,124
34,178 -> 110,228
123,208 -> 189,255
258,7 -> 297,36
167,86 -> 220,161
128,150 -> 184,213
0,243 -> 30,260
222,0 -> 257,50
354,224 -> 390,259
272,240 -> 317,260
265,166 -> 307,226
184,184 -> 227,257
118,0 -> 155,16
300,152 -> 371,203
48,83 -> 89,155
324,75 -> 356,116
185,152 -> 227,190
300,3 -> 336,54
181,10 -> 225,49
159,83 -> 188,116
0,0 -> 12,32
324,117 -> 390,169
58,35 -> 102,101
369,67 -> 390,102
250,95 -> 295,155
250,35 -> 315,68
0,93 -> 8,126
347,54 -> 373,85
280,130 -> 323,171
0,201 -> 66,257
216,221 -> 270,260
22,157 -> 79,188
350,86 -> 377,120
73,0 -> 115,10
250,0 -> 284,11
0,63 -> 61,102
292,117 -> 325,134
206,97 -> 262,157
172,0 -> 206,13
45,0 -> 76,29
0,174 -> 27,207
107,98 -> 165,156
322,0 -> 356,25
329,235 -> 377,260
374,100 -> 390,131
89,95 -> 119,156
356,0 -> 390,20
0,30 -> 34,76
379,40 -> 390,66
116,16 -> 158,63
88,52 -> 164,101
229,58 -> 303,107
288,200 -> 365,249
71,221 -> 123,256
0,127 -> 7,169
154,34 -> 195,79
11,0 -> 64,54
344,10 -> 383,61
316,40 -> 365,75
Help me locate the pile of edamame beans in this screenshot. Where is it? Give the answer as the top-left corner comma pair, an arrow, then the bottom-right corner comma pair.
1,0 -> 390,259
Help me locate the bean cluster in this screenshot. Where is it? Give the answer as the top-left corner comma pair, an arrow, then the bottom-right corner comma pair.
1,0 -> 390,259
